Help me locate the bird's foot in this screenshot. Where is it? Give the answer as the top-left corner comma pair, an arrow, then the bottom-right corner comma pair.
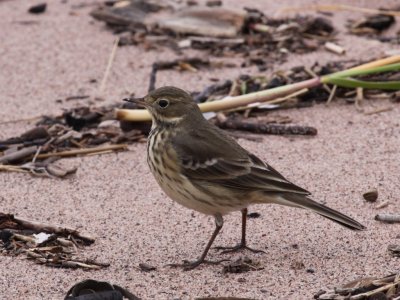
167,258 -> 229,271
215,243 -> 265,254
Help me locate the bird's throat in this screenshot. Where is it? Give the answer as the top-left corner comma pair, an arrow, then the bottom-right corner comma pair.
152,114 -> 184,130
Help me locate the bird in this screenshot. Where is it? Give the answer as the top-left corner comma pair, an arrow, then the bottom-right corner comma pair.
123,86 -> 365,270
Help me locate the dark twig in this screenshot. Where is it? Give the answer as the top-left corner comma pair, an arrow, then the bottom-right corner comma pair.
388,244 -> 400,257
216,118 -> 317,136
65,95 -> 90,101
0,146 -> 38,164
148,63 -> 158,92
149,58 -> 210,92
193,80 -> 233,103
0,127 -> 49,146
36,144 -> 128,159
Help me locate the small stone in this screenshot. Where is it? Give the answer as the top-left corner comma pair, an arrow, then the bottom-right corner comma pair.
186,0 -> 198,6
28,3 -> 47,14
306,268 -> 315,273
363,188 -> 378,202
313,289 -> 326,299
247,212 -> 261,218
139,262 -> 156,272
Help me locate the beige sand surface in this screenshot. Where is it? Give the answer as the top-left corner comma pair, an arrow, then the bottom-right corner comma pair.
0,0 -> 399,299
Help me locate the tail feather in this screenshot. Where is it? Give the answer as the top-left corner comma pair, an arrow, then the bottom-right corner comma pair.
278,194 -> 366,231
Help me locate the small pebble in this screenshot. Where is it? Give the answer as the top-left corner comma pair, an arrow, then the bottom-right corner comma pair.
28,3 -> 47,14
363,188 -> 378,202
306,268 -> 315,274
139,262 -> 156,272
206,0 -> 222,6
247,212 -> 261,218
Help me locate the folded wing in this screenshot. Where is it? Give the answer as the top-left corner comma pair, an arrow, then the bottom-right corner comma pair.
171,126 -> 310,195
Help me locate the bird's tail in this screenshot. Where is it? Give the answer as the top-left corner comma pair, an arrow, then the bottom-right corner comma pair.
276,193 -> 366,230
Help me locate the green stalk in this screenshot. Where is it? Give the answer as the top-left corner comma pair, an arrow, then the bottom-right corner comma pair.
327,78 -> 400,90
322,63 -> 400,90
322,63 -> 400,82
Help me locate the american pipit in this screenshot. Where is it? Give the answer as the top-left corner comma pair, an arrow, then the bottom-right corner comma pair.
124,86 -> 365,270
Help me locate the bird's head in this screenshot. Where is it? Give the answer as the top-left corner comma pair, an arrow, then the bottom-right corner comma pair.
124,86 -> 201,125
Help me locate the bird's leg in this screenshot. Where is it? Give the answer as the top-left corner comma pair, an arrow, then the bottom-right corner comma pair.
215,208 -> 265,254
169,213 -> 229,270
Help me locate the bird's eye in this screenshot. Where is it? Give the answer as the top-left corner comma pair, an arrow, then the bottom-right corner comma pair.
158,99 -> 169,108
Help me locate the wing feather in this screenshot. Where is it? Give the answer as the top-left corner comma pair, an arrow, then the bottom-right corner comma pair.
171,125 -> 310,195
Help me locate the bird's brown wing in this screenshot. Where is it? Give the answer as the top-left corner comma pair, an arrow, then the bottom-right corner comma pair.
171,126 -> 310,195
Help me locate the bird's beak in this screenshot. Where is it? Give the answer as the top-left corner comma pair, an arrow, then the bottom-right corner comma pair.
123,97 -> 148,108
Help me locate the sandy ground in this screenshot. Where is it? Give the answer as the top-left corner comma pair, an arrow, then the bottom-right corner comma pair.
1,0 -> 400,299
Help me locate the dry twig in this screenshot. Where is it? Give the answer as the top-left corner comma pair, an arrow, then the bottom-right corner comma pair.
375,200 -> 390,209
36,144 -> 128,159
0,146 -> 39,164
364,106 -> 393,115
11,215 -> 94,244
98,37 -> 120,97
217,118 -> 317,136
375,214 -> 400,223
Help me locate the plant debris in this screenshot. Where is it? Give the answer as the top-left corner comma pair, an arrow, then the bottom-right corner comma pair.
148,57 -> 221,92
191,60 -> 359,105
121,60 -> 350,137
348,9 -> 400,46
90,1 -> 336,68
0,105 -> 137,177
388,244 -> 400,258
3,57 -> 397,177
0,213 -> 107,270
324,42 -> 345,55
315,273 -> 400,299
222,257 -> 263,273
375,200 -> 390,210
350,14 -> 396,35
214,114 -> 317,136
186,58 -> 398,109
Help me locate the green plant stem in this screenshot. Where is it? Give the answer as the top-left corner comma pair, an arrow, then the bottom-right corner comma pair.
322,63 -> 400,82
327,78 -> 400,90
